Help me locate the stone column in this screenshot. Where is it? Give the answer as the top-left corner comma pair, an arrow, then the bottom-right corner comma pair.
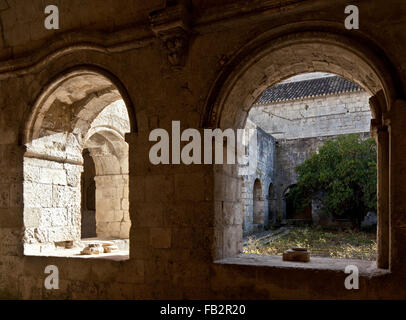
376,125 -> 389,269
370,92 -> 390,270
126,130 -> 216,273
95,174 -> 129,239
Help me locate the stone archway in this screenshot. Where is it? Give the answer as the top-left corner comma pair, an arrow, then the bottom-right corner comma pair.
22,67 -> 134,257
283,184 -> 312,221
205,32 -> 395,131
207,31 -> 396,266
84,128 -> 130,240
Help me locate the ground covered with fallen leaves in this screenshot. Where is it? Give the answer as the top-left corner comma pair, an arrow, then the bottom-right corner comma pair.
243,227 -> 376,260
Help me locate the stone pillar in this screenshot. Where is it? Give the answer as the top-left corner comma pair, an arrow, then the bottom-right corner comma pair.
240,177 -> 250,234
214,162 -> 242,259
253,196 -> 265,225
95,174 -> 130,239
3,144 -> 25,256
23,155 -> 82,248
370,92 -> 390,270
388,99 -> 406,272
125,132 -> 139,260
126,130 -> 216,270
376,126 -> 389,269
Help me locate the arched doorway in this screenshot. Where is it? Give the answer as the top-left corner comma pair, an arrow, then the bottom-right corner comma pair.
84,126 -> 130,240
283,184 -> 312,220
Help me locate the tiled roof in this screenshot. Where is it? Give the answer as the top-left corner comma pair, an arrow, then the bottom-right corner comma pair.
255,75 -> 362,105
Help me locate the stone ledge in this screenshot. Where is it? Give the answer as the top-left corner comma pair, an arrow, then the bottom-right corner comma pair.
24,238 -> 130,262
214,253 -> 390,277
24,253 -> 129,262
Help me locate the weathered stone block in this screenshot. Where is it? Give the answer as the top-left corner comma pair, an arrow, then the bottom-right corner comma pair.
0,184 -> 10,208
23,182 -> 52,208
23,165 -> 40,182
23,208 -> 40,228
39,168 -> 67,185
52,185 -> 80,208
64,164 -> 82,187
175,173 -> 206,202
120,222 -> 131,239
150,227 -> 171,249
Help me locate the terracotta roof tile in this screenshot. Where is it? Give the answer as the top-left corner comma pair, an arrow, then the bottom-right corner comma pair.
256,76 -> 362,104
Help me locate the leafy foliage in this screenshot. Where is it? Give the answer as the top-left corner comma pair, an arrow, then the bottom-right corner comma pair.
286,134 -> 377,226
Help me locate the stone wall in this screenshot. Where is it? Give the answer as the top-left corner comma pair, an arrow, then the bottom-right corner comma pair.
23,157 -> 82,252
0,0 -> 405,300
250,91 -> 371,140
95,175 -> 130,239
85,100 -> 131,239
241,131 -> 371,227
241,119 -> 275,235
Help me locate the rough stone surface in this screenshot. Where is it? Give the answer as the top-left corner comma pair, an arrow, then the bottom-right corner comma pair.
0,0 -> 404,300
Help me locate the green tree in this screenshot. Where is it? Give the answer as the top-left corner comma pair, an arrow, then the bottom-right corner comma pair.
286,134 -> 377,229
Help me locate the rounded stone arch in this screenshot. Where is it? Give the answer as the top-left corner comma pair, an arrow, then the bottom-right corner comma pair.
84,127 -> 129,176
21,65 -> 137,146
83,127 -> 131,240
203,30 -> 400,130
209,29 -> 400,261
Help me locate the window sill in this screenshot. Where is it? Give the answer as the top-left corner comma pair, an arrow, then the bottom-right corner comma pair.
24,252 -> 129,262
214,253 -> 390,277
23,239 -> 130,261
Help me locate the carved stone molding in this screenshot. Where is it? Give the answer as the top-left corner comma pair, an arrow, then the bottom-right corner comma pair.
149,2 -> 191,69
